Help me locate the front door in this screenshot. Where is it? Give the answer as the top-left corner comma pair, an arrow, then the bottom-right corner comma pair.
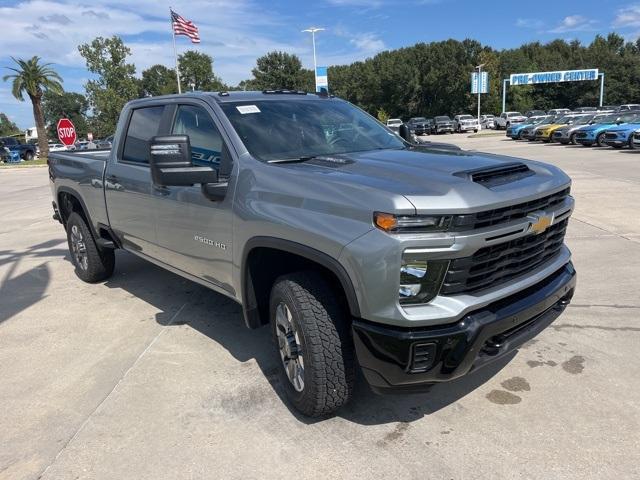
153,102 -> 235,293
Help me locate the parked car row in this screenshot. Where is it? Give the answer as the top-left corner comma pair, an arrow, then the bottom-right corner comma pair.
506,111 -> 640,150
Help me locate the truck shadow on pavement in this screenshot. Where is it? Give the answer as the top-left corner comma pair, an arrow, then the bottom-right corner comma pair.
0,239 -> 70,325
105,251 -> 514,426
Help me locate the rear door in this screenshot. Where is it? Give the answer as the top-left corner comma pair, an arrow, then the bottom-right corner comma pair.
152,101 -> 236,292
105,104 -> 167,257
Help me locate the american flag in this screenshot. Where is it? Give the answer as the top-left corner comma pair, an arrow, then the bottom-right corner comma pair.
171,9 -> 200,44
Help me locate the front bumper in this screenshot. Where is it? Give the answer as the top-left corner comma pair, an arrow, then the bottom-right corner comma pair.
353,262 -> 576,392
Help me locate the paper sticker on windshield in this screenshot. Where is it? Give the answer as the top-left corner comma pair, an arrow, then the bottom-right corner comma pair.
236,105 -> 261,114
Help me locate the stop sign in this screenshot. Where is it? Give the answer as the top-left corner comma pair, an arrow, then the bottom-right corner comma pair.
57,118 -> 77,146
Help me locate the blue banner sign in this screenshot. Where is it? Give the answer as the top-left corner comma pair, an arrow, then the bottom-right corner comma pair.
510,69 -> 599,86
471,71 -> 489,94
315,66 -> 328,93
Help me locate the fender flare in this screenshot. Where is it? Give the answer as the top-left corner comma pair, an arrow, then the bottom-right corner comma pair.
241,237 -> 361,329
56,186 -> 100,238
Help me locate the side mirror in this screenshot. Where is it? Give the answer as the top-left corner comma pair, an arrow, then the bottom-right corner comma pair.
149,135 -> 219,187
399,124 -> 414,143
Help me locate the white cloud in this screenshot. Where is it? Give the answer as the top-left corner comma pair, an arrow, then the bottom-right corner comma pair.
548,15 -> 598,33
349,33 -> 386,52
613,4 -> 640,28
515,18 -> 544,29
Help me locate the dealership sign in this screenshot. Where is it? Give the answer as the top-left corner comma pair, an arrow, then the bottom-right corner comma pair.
315,66 -> 328,93
510,68 -> 599,86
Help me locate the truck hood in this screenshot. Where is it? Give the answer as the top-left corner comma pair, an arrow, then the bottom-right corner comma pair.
278,147 -> 570,214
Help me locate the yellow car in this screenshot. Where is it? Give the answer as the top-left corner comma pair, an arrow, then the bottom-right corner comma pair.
534,114 -> 586,142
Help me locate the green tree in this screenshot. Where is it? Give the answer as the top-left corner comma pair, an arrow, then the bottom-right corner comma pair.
178,51 -> 226,92
246,51 -> 311,91
78,36 -> 138,137
376,108 -> 390,123
42,90 -> 89,139
140,64 -> 178,97
2,56 -> 63,158
0,113 -> 20,136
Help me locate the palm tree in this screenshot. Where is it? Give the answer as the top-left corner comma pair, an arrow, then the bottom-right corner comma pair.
3,56 -> 63,159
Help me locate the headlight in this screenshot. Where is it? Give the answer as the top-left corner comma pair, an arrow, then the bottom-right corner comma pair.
374,212 -> 452,233
399,250 -> 449,305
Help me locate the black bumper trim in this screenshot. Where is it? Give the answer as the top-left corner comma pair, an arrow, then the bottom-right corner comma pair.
353,262 -> 576,391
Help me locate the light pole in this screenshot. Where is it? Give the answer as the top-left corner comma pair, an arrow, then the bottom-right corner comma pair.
302,27 -> 325,89
475,63 -> 485,130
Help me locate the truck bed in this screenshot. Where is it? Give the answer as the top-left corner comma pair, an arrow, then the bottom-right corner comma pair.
49,149 -> 112,233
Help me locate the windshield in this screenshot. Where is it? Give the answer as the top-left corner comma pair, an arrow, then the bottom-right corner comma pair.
435,116 -> 450,122
459,115 -> 473,120
620,113 -> 640,123
387,119 -> 402,125
221,99 -> 405,161
507,112 -> 523,117
410,117 -> 426,122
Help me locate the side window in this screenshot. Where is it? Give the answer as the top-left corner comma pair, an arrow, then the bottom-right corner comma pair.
122,106 -> 165,164
172,105 -> 226,171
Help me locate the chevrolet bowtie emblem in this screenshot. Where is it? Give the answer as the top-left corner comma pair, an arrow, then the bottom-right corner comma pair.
528,212 -> 554,235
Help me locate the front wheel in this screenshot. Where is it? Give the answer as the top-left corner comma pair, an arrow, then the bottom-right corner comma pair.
596,132 -> 607,147
270,272 -> 354,417
628,137 -> 638,150
24,151 -> 34,161
569,133 -> 577,145
66,212 -> 115,282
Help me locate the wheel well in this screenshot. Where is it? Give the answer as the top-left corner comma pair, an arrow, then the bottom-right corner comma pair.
58,191 -> 88,227
244,247 -> 353,329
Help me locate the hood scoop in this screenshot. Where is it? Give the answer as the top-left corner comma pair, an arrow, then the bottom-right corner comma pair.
454,162 -> 534,188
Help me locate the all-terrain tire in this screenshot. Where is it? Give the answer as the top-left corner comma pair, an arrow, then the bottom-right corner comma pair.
270,271 -> 355,417
66,212 -> 115,283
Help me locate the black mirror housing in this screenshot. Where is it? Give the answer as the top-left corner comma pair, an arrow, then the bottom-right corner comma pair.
149,135 -> 219,186
399,123 -> 413,143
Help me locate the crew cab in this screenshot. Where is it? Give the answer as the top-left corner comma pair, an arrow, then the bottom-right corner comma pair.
0,136 -> 37,160
49,91 -> 576,417
453,115 -> 478,133
433,115 -> 454,134
495,112 -> 527,129
407,117 -> 428,135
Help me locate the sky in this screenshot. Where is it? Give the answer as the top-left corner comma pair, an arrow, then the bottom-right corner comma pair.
1,0 -> 640,128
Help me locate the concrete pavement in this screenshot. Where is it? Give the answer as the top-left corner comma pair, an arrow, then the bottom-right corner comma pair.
1,136 -> 639,479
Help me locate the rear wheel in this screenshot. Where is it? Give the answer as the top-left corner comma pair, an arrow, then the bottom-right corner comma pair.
596,132 -> 607,147
66,212 -> 115,283
569,133 -> 577,145
24,151 -> 34,161
270,272 -> 354,417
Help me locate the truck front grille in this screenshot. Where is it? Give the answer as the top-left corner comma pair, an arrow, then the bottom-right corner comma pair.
452,187 -> 570,231
440,218 -> 568,295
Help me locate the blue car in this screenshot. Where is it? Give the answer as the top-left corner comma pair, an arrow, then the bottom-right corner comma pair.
506,116 -> 548,139
574,113 -> 639,147
603,121 -> 640,149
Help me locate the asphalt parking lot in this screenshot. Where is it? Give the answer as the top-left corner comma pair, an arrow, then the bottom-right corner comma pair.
1,136 -> 639,480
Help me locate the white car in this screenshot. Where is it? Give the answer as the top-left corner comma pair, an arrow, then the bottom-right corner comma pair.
495,111 -> 527,130
479,115 -> 495,129
453,115 -> 479,133
48,143 -> 70,152
386,118 -> 403,133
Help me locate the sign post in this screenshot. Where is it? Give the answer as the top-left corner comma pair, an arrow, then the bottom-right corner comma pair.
472,69 -> 488,128
57,118 -> 77,147
315,66 -> 328,94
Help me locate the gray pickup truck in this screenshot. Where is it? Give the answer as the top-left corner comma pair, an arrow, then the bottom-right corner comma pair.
49,91 -> 576,417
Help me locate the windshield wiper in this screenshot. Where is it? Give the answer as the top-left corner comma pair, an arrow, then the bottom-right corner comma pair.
267,156 -> 317,164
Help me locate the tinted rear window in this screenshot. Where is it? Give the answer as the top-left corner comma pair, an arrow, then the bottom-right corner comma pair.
122,106 -> 165,164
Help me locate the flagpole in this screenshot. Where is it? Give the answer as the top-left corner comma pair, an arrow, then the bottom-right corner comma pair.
170,7 -> 182,94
